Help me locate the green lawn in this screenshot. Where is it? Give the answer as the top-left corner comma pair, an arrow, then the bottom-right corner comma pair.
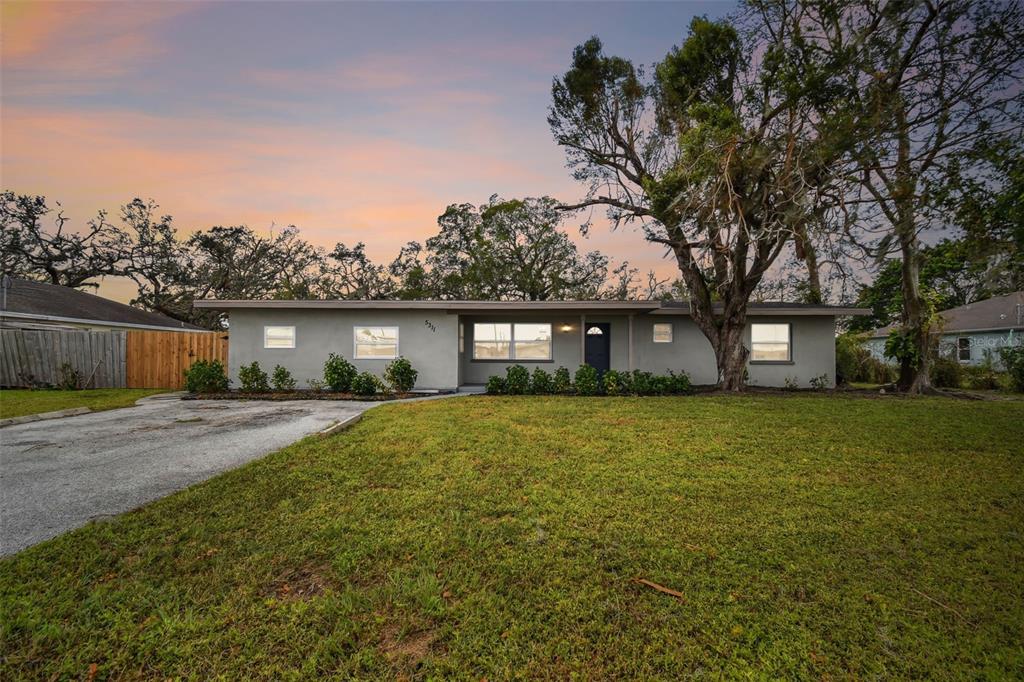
0,388 -> 167,419
2,396 -> 1022,679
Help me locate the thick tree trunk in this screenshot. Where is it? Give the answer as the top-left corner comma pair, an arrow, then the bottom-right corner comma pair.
896,230 -> 933,393
715,319 -> 749,391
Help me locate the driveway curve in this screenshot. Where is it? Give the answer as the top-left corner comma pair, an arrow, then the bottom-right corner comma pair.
0,395 -> 384,556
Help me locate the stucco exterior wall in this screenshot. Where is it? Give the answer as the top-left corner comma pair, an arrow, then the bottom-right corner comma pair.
226,308 -> 459,390
865,330 -> 1021,368
458,313 -> 837,388
225,308 -> 839,390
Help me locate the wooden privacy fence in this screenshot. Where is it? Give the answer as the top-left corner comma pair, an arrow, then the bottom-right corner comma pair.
1,328 -> 228,389
126,330 -> 228,389
0,328 -> 127,388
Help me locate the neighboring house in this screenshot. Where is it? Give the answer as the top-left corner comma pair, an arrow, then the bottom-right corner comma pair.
0,277 -> 202,332
194,299 -> 868,390
864,291 -> 1024,367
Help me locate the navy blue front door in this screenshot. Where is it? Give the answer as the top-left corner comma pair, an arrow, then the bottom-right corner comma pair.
584,323 -> 611,375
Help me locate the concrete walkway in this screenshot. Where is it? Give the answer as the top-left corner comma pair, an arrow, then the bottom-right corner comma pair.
0,394 -> 446,556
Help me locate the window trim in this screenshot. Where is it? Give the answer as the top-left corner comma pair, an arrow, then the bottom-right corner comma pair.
957,336 -> 971,362
352,325 -> 399,360
749,322 -> 793,364
471,322 -> 554,362
652,322 -> 673,343
263,325 -> 296,349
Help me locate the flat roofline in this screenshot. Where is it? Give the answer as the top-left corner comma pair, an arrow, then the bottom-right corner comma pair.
194,299 -> 870,316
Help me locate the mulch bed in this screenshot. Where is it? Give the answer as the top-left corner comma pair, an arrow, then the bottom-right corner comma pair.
183,391 -> 440,402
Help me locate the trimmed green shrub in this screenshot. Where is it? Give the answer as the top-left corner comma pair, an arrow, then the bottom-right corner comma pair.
667,370 -> 692,394
351,371 -> 381,396
271,365 -> 296,392
384,357 -> 418,393
628,370 -> 657,396
505,365 -> 530,395
1000,346 -> 1024,392
552,366 -> 571,394
183,359 -> 229,393
930,355 -> 963,388
323,353 -> 357,392
574,364 -> 600,396
485,375 -> 507,394
530,367 -> 553,395
602,369 -> 625,396
239,361 -> 270,392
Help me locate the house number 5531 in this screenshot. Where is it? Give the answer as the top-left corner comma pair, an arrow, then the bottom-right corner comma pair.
424,320 -> 436,332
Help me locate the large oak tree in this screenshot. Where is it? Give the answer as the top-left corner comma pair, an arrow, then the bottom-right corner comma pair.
549,11 -> 860,389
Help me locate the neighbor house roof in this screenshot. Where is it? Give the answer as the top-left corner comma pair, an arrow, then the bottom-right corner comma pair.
868,291 -> 1024,338
194,298 -> 869,316
0,278 -> 203,331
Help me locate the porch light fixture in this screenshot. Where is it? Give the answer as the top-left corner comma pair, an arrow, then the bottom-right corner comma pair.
560,324 -> 573,333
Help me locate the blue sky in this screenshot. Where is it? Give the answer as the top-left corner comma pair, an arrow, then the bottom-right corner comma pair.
3,1 -> 731,299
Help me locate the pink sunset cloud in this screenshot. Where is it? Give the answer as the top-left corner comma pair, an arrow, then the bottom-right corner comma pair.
1,1 -> 696,301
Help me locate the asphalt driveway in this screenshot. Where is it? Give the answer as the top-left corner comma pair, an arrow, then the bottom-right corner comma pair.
0,394 -> 380,556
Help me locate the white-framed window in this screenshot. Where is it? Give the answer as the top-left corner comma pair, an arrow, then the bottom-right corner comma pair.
653,323 -> 673,343
957,337 -> 971,361
472,322 -> 552,360
750,323 -> 791,362
264,325 -> 295,349
353,326 -> 399,359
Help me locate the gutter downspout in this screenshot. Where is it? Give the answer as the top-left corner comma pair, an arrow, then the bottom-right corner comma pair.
580,314 -> 586,365
628,314 -> 634,372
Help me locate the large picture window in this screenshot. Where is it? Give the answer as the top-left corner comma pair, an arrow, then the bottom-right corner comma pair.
750,323 -> 791,362
473,322 -> 552,360
353,326 -> 398,359
264,326 -> 295,349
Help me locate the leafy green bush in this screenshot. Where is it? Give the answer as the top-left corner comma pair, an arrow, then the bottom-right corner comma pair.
628,370 -> 661,396
351,371 -> 382,396
809,374 -> 831,390
930,355 -> 963,388
485,375 -> 507,394
323,353 -> 357,392
384,356 -> 418,393
530,367 -> 553,395
603,369 -> 625,396
963,353 -> 1002,390
183,359 -> 229,393
271,365 -> 296,391
667,370 -> 692,394
505,365 -> 530,395
836,333 -> 896,385
574,364 -> 600,396
552,366 -> 571,394
999,346 -> 1024,392
238,361 -> 270,393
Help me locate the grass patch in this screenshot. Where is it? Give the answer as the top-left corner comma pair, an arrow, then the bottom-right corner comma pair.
2,395 -> 1022,678
0,388 -> 168,419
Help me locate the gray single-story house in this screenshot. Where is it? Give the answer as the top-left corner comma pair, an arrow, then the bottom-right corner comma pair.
195,299 -> 868,390
865,291 -> 1023,368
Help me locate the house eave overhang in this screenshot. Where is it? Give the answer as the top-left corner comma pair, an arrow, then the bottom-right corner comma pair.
194,299 -> 871,317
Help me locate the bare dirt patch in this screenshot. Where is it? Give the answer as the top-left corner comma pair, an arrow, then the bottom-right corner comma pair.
380,623 -> 437,667
264,564 -> 334,601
